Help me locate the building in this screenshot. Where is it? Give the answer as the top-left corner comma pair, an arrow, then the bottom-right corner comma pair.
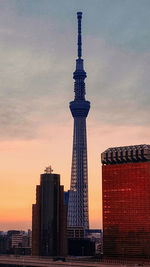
67,228 -> 101,256
67,227 -> 84,239
86,229 -> 103,255
101,144 -> 150,259
0,230 -> 32,255
0,234 -> 10,254
27,229 -> 32,248
67,12 -> 90,232
68,238 -> 95,256
32,166 -> 67,256
11,231 -> 24,248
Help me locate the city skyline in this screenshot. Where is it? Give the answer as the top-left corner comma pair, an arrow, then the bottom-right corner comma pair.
1,0 -> 150,231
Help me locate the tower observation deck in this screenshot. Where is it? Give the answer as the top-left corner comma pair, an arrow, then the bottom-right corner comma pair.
67,12 -> 90,230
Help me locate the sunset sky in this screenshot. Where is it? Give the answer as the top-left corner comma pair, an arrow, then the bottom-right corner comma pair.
1,0 -> 150,231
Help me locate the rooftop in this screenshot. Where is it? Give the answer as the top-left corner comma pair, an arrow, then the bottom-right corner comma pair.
101,144 -> 150,165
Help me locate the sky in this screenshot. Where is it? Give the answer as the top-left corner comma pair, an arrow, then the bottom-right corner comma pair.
0,0 -> 150,231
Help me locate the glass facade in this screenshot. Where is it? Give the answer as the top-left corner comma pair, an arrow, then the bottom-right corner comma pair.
102,161 -> 150,258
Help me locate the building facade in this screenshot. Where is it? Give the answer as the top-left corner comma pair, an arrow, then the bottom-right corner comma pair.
0,230 -> 32,255
11,232 -> 24,248
101,144 -> 150,258
67,12 -> 90,231
32,167 -> 67,256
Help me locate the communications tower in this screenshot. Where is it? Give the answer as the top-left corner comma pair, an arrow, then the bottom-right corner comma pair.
67,12 -> 90,230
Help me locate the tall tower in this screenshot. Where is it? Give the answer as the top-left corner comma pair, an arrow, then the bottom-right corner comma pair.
67,12 -> 90,230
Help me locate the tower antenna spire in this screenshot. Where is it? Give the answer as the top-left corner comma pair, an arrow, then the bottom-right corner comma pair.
77,12 -> 82,58
68,12 -> 90,231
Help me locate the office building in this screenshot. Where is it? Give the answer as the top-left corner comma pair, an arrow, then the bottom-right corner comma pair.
67,12 -> 90,232
11,232 -> 24,248
101,144 -> 150,258
0,230 -> 32,255
32,166 -> 67,256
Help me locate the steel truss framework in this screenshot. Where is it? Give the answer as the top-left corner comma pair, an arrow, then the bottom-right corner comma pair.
67,12 -> 90,230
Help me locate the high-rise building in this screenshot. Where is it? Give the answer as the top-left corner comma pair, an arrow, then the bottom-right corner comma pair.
32,166 -> 67,256
67,12 -> 90,231
101,144 -> 150,258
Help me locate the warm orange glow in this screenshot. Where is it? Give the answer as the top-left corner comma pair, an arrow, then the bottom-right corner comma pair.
1,123 -> 150,231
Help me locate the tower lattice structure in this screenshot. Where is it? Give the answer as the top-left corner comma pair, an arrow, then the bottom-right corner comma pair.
67,12 -> 90,230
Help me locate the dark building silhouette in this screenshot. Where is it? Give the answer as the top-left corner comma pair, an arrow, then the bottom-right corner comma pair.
0,235 -> 10,254
67,12 -> 90,232
68,238 -> 95,256
101,144 -> 150,259
0,230 -> 32,255
32,166 -> 67,256
32,185 -> 41,255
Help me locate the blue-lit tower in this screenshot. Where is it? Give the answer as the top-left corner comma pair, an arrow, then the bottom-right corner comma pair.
67,12 -> 90,230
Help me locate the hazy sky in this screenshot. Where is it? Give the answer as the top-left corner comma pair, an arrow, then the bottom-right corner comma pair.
0,0 -> 150,231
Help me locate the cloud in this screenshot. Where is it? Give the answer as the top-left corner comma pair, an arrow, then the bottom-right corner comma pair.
0,1 -> 74,140
85,36 -> 150,126
0,1 -> 150,141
